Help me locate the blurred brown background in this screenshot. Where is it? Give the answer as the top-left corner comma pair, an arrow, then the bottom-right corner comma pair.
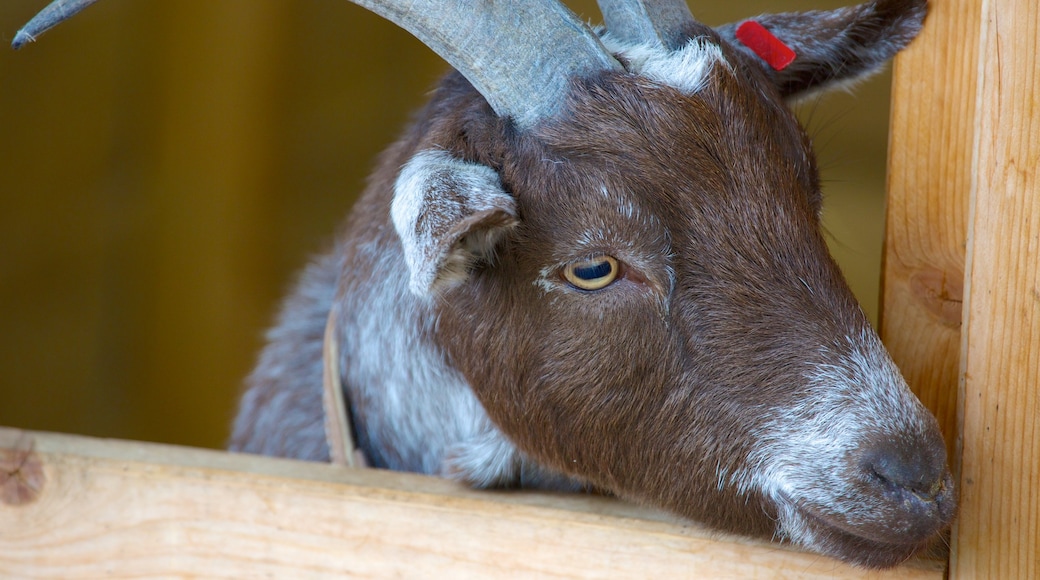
0,0 -> 894,449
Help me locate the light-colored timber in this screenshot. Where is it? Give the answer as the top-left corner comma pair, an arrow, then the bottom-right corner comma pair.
883,0 -> 1039,576
951,0 -> 1040,575
882,0 -> 978,463
0,428 -> 943,579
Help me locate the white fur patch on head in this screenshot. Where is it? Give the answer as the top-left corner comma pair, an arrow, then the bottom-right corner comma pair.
392,150 -> 518,297
599,33 -> 729,94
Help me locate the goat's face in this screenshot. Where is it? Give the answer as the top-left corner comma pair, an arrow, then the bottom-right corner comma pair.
411,31 -> 954,569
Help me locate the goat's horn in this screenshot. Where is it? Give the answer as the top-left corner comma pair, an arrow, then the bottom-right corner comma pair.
12,0 -> 99,50
597,0 -> 696,50
13,0 -> 623,130
352,0 -> 621,129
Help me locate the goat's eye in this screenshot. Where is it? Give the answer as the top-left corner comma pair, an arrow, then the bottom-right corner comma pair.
563,256 -> 619,291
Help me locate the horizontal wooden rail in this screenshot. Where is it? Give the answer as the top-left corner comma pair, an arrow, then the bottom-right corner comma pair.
0,427 -> 943,579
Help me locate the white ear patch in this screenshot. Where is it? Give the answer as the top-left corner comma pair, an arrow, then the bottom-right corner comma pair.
599,33 -> 728,94
392,150 -> 518,297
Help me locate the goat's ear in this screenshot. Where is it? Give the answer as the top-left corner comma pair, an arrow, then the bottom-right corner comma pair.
391,150 -> 518,297
717,0 -> 928,99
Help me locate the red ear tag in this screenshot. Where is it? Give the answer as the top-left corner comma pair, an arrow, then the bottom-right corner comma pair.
735,20 -> 796,71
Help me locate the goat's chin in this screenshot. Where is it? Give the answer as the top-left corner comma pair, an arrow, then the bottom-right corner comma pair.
775,497 -> 949,569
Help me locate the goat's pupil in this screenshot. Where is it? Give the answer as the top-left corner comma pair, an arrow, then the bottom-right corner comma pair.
574,260 -> 612,280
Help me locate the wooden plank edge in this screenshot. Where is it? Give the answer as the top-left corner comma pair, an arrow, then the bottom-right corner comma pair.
0,428 -> 945,578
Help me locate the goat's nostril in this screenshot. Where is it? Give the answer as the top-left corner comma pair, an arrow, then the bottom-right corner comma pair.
868,446 -> 947,501
865,442 -> 948,503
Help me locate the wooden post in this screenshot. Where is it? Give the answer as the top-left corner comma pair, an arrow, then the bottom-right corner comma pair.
882,0 -> 979,465
885,0 -> 1039,576
953,0 -> 1040,575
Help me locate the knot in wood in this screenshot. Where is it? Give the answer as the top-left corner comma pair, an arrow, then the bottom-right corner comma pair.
1,435 -> 46,506
909,267 -> 964,328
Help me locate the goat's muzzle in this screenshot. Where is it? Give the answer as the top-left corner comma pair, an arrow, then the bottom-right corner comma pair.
794,425 -> 957,568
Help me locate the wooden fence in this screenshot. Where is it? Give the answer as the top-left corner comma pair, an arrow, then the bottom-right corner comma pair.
882,0 -> 1039,576
0,428 -> 946,578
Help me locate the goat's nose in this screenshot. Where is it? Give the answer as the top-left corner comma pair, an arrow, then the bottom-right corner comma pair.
864,435 -> 948,501
870,450 -> 944,500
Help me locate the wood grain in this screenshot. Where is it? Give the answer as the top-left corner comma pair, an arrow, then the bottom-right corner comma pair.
0,428 -> 943,579
882,0 -> 980,461
952,0 -> 1040,575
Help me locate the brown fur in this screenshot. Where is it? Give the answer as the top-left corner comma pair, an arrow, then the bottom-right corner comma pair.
231,0 -> 953,569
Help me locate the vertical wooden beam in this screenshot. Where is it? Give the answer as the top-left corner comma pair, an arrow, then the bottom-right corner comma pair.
952,0 -> 1040,575
887,0 -> 1039,574
882,0 -> 980,458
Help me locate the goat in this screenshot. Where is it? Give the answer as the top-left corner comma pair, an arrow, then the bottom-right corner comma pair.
16,0 -> 955,568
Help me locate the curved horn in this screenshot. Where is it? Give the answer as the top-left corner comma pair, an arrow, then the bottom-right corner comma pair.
12,0 -> 99,49
597,0 -> 696,50
13,0 -> 622,130
352,0 -> 621,129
